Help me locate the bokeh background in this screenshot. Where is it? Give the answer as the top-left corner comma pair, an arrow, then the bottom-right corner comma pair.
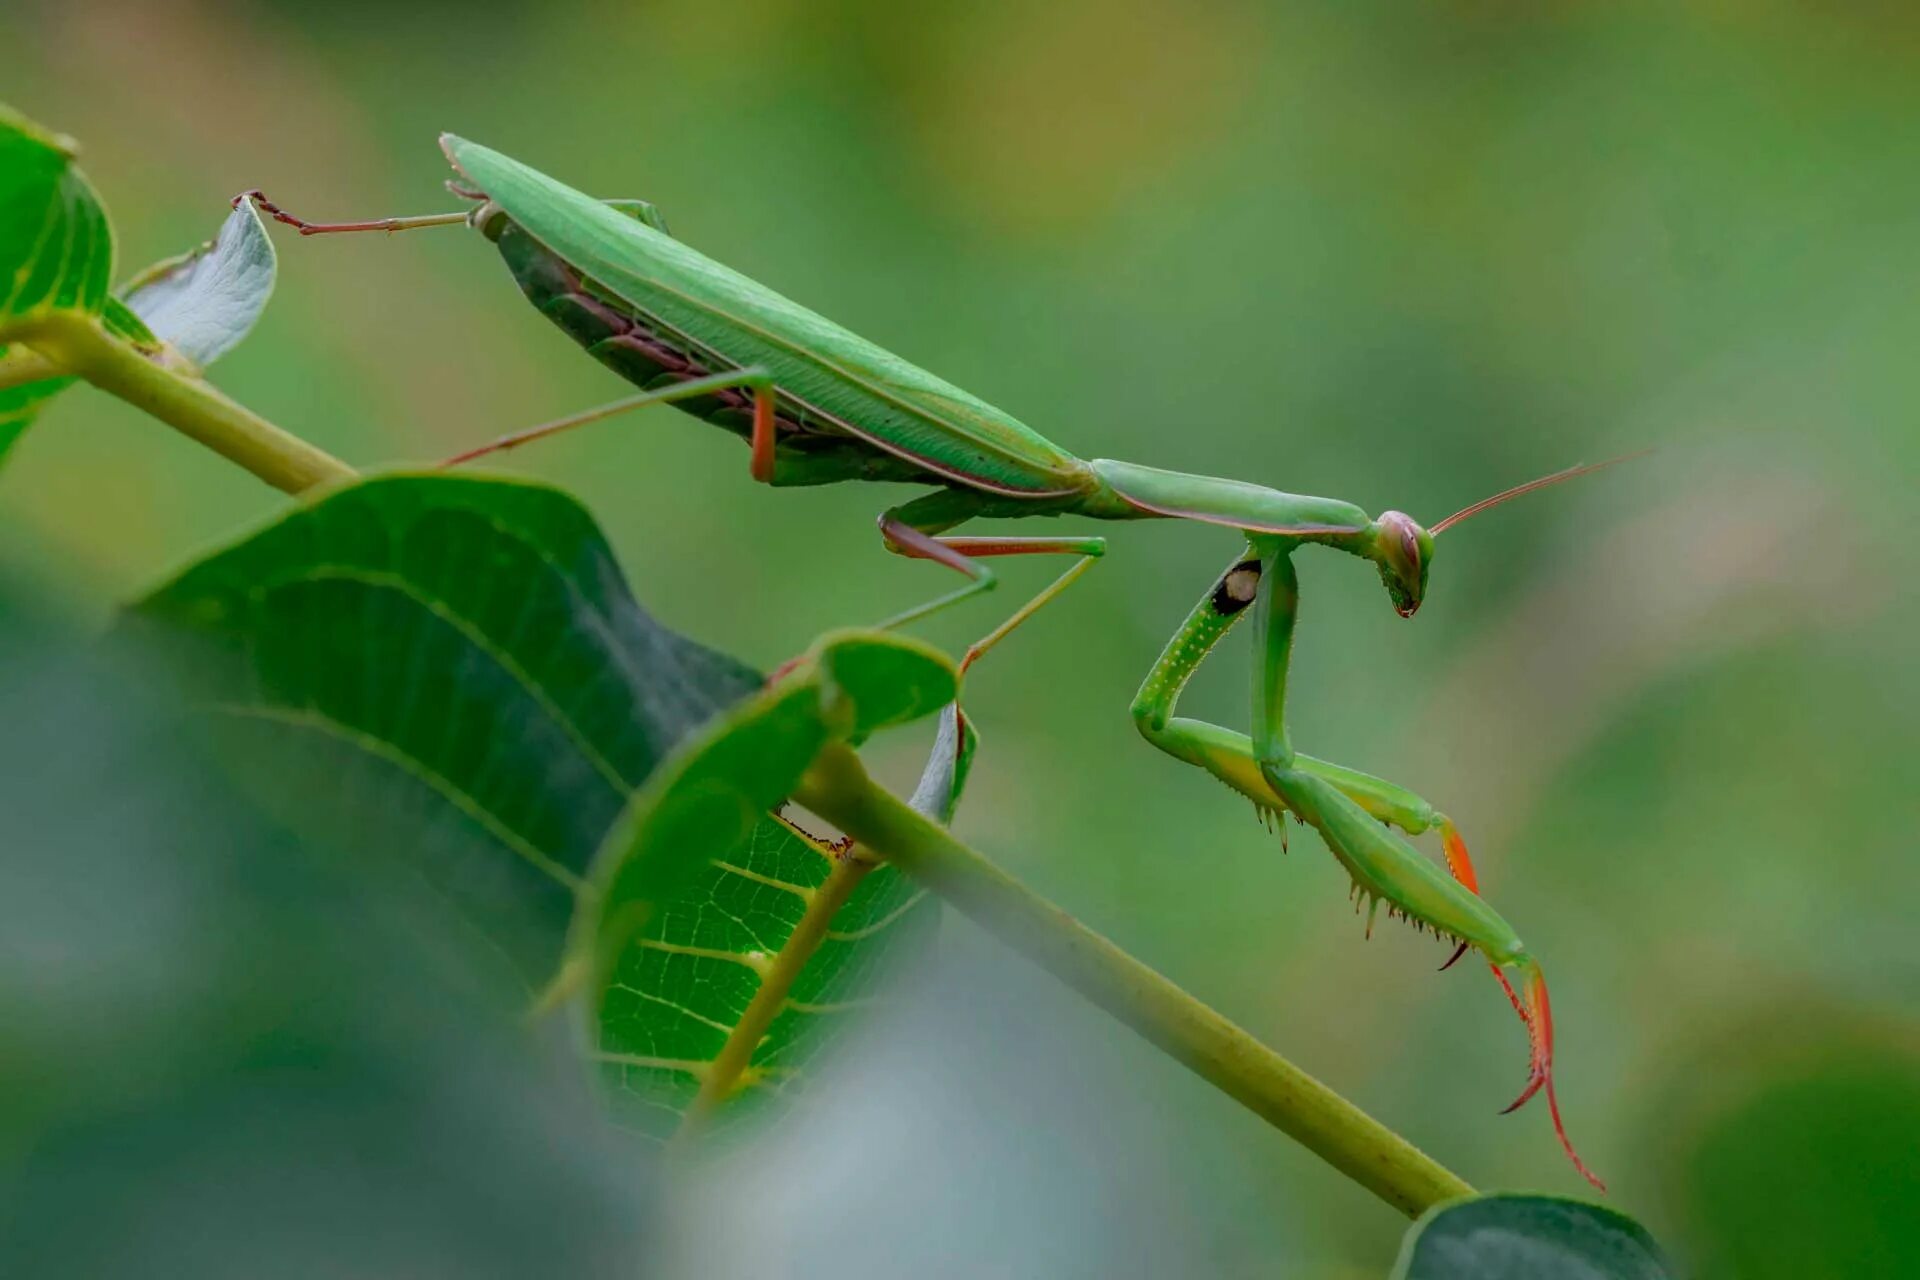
4,2 -> 1916,1275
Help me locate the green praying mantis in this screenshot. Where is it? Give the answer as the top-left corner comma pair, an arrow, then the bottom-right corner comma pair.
243,135 -> 1634,1191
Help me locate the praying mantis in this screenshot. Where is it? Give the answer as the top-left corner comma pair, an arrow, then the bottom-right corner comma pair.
243,135 -> 1634,1191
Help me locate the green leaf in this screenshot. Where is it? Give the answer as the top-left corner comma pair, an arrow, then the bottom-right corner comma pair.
120,194 -> 275,368
578,629 -> 958,1139
0,105 -> 114,331
101,295 -> 159,349
578,627 -> 956,950
128,472 -> 965,1141
1392,1195 -> 1674,1280
0,106 -> 113,463
0,374 -> 74,459
127,472 -> 762,986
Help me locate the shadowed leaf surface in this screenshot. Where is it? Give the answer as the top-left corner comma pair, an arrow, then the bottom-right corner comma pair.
127,472 -> 763,984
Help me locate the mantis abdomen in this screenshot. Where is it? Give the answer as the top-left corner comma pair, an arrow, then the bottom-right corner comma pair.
492,221 -> 937,488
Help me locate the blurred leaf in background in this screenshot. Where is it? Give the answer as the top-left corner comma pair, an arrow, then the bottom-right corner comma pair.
1641,1002 -> 1920,1280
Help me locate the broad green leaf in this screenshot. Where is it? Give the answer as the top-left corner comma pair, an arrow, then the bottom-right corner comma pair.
586,679 -> 831,971
121,195 -> 275,368
129,472 -> 966,1139
584,648 -> 963,1140
0,105 -> 113,331
578,630 -> 955,962
127,473 -> 762,985
816,628 -> 961,742
1392,1195 -> 1673,1280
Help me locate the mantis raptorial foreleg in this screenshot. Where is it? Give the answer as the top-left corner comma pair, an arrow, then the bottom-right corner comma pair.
1130,549 -> 1487,901
1129,546 -> 1601,1190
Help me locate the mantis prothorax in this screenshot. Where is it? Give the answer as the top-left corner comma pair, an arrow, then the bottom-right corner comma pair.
240,136 -> 1638,1190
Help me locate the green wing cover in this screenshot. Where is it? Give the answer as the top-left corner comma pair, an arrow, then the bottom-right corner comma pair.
444,136 -> 1088,497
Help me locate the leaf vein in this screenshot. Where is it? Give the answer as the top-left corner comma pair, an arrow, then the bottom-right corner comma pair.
205,700 -> 585,892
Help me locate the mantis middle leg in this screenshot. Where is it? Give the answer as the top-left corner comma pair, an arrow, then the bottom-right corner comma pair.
876,489 -> 1105,680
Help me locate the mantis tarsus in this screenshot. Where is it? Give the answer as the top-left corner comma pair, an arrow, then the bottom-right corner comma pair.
243,136 -> 1636,1191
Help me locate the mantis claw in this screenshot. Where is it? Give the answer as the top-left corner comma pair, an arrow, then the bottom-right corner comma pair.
1500,1070 -> 1546,1115
1438,940 -> 1470,971
1498,965 -> 1607,1192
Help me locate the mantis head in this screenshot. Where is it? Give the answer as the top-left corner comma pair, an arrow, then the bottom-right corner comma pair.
1370,511 -> 1432,618
1372,452 -> 1648,620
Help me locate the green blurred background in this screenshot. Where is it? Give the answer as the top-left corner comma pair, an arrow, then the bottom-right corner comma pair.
5,1 -> 1916,1274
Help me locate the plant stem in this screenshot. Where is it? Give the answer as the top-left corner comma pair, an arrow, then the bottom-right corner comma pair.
0,347 -> 63,393
796,742 -> 1474,1219
19,313 -> 354,494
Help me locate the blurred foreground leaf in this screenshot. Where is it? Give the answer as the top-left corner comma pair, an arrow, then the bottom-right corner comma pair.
0,588 -> 656,1278
1392,1194 -> 1671,1280
128,473 -> 961,1137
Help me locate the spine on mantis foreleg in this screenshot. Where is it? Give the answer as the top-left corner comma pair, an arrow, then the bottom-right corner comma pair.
1270,767 -> 1604,1190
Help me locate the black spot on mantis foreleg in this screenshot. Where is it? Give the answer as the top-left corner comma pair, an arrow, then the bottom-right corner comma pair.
1211,558 -> 1263,616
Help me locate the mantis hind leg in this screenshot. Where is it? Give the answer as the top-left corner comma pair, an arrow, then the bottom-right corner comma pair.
440,367 -> 780,477
875,491 -> 1104,680
238,190 -> 672,235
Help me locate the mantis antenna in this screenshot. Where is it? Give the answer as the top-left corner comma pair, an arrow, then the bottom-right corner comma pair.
1431,451 -> 1651,535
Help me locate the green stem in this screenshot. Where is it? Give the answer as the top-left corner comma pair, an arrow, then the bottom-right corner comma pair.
0,346 -> 63,393
796,742 -> 1473,1219
19,312 -> 354,494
